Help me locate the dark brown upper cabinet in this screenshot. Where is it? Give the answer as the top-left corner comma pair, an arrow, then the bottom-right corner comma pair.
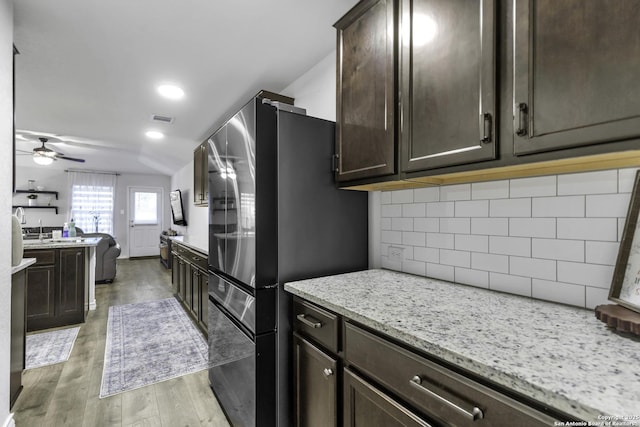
513,0 -> 640,155
335,0 -> 397,182
193,142 -> 208,206
400,0 -> 496,172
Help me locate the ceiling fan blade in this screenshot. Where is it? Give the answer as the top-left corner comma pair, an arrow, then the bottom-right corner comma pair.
56,155 -> 86,163
17,149 -> 33,154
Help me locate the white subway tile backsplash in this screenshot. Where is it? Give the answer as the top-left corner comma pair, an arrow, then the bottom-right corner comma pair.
392,189 -> 414,204
375,167 -> 631,309
532,279 -> 585,307
558,170 -> 617,195
510,256 -> 556,281
455,267 -> 489,288
531,239 -> 584,262
392,217 -> 413,231
426,263 -> 455,282
455,200 -> 489,217
510,175 -> 557,198
471,252 -> 509,273
380,191 -> 392,204
381,204 -> 402,218
440,218 -> 471,234
532,196 -> 584,218
471,218 -> 508,236
509,218 -> 556,238
489,273 -> 532,297
426,201 -> 455,217
414,217 -> 440,233
490,198 -> 531,218
426,233 -> 455,249
381,230 -> 402,244
586,287 -> 611,309
585,241 -> 620,266
414,247 -> 439,263
402,259 -> 426,276
414,187 -> 440,202
472,180 -> 509,200
557,261 -> 615,289
618,168 -> 639,193
586,194 -> 631,218
402,231 -> 426,247
440,184 -> 471,201
440,249 -> 471,268
455,234 -> 488,252
489,236 -> 531,257
403,203 -> 426,218
557,218 -> 617,241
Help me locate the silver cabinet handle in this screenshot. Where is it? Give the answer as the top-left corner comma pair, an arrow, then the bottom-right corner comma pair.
296,313 -> 322,329
323,368 -> 334,378
409,375 -> 484,421
515,102 -> 528,137
480,113 -> 492,143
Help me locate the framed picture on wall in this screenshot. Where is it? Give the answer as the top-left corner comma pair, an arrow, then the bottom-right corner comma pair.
609,169 -> 640,313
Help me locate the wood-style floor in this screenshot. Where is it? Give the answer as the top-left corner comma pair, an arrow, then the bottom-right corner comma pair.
13,258 -> 231,427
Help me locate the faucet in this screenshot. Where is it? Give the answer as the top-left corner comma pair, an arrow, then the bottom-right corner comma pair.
14,207 -> 25,224
39,219 -> 44,241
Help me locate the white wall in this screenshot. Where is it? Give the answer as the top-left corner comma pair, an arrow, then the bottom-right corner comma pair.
2,0 -> 15,425
14,166 -> 171,258
170,160 -> 209,251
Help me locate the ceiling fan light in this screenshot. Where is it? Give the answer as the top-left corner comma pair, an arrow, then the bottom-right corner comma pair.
33,155 -> 54,165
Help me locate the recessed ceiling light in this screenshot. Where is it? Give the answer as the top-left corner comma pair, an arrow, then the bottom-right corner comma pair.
157,84 -> 184,99
145,131 -> 164,139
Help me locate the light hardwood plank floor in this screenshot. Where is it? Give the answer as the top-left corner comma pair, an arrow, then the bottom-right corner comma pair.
13,258 -> 230,427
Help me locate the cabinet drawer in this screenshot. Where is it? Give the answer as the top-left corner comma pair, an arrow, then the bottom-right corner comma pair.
24,250 -> 55,266
185,248 -> 207,271
344,322 -> 560,427
293,298 -> 340,353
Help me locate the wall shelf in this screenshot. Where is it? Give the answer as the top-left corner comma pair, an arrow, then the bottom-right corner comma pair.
12,205 -> 59,214
14,190 -> 59,200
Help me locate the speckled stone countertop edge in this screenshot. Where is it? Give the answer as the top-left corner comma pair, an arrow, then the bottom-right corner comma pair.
11,258 -> 36,275
284,271 -> 636,423
22,237 -> 102,250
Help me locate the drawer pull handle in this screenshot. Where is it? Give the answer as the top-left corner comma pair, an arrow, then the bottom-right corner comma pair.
322,368 -> 334,378
409,375 -> 484,421
296,313 -> 322,329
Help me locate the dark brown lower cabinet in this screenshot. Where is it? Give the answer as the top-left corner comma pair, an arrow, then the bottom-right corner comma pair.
25,248 -> 86,332
294,334 -> 339,427
172,242 -> 208,335
344,368 -> 432,427
11,268 -> 26,408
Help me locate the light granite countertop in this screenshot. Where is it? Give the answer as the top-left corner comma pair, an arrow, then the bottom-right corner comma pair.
11,258 -> 36,275
284,269 -> 640,424
168,235 -> 207,254
21,237 -> 102,250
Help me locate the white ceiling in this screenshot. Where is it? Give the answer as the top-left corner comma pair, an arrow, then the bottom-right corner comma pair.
13,0 -> 358,175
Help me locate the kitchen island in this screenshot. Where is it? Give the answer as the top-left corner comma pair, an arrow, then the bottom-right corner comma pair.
22,237 -> 101,328
285,269 -> 640,425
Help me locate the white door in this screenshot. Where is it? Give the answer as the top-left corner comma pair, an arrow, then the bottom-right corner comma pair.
128,187 -> 163,257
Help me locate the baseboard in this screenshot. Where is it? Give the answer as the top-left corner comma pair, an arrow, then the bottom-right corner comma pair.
3,413 -> 15,427
89,298 -> 97,310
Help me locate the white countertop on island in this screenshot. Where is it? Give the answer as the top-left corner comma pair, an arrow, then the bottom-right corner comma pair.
284,269 -> 640,424
21,237 -> 102,250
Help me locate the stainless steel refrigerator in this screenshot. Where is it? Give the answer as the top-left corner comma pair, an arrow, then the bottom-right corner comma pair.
207,94 -> 368,427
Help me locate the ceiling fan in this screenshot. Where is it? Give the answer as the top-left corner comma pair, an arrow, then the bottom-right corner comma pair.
18,137 -> 86,165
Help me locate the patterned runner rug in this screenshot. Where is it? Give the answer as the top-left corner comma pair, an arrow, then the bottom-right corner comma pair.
26,326 -> 80,370
100,298 -> 209,398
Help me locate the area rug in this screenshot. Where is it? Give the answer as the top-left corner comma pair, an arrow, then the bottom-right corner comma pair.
26,326 -> 81,370
99,298 -> 209,398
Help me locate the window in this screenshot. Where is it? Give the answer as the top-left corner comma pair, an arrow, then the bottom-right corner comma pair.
133,191 -> 158,225
68,172 -> 116,234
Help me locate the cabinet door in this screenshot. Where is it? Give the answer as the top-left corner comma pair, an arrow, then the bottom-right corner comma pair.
335,0 -> 396,182
171,252 -> 179,293
294,335 -> 338,427
193,142 -> 207,205
25,265 -> 56,331
513,0 -> 640,155
199,272 -> 208,331
191,267 -> 201,319
343,369 -> 432,427
57,248 -> 85,321
185,261 -> 193,311
400,0 -> 496,172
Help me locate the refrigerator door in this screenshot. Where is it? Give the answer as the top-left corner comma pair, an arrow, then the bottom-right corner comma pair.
208,125 -> 227,273
224,103 -> 257,287
209,272 -> 256,335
